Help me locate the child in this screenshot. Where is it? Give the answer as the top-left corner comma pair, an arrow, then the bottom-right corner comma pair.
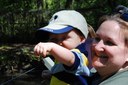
34,10 -> 95,85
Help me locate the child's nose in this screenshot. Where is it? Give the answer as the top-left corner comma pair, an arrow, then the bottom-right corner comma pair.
58,42 -> 63,46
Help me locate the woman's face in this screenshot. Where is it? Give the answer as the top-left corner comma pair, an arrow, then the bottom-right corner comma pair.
92,20 -> 128,78
49,30 -> 84,50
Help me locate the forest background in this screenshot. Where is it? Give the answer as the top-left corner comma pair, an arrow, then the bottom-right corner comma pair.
0,0 -> 128,85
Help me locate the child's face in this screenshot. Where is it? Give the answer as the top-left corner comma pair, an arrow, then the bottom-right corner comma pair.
49,30 -> 85,49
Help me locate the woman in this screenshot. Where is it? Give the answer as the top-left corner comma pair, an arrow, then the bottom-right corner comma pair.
90,14 -> 128,85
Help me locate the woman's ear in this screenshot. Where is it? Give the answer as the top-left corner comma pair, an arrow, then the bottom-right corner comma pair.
125,44 -> 128,62
126,58 -> 128,62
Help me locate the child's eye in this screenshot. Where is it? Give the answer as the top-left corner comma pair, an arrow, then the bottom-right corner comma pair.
48,37 -> 67,43
48,38 -> 57,42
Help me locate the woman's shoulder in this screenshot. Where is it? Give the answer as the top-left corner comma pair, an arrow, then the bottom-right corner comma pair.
100,70 -> 128,85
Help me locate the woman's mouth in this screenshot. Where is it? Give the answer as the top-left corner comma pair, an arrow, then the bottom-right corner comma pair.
94,53 -> 109,63
99,55 -> 108,58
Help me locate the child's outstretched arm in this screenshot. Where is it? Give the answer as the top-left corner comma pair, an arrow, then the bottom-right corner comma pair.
34,42 -> 75,66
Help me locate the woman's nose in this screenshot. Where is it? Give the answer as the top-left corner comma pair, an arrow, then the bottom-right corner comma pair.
94,40 -> 104,52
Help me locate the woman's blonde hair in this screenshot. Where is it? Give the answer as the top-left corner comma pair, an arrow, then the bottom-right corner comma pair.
99,14 -> 128,45
87,24 -> 96,38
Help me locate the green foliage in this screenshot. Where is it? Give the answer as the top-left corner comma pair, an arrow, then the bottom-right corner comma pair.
0,0 -> 128,83
20,47 -> 41,61
0,0 -> 128,42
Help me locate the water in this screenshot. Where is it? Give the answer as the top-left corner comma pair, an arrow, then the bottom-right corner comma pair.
0,69 -> 51,85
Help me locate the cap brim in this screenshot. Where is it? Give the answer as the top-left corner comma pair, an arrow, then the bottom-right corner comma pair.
38,24 -> 73,34
35,24 -> 73,42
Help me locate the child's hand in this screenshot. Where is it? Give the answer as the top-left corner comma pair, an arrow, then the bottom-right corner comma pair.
34,42 -> 53,57
34,42 -> 75,66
